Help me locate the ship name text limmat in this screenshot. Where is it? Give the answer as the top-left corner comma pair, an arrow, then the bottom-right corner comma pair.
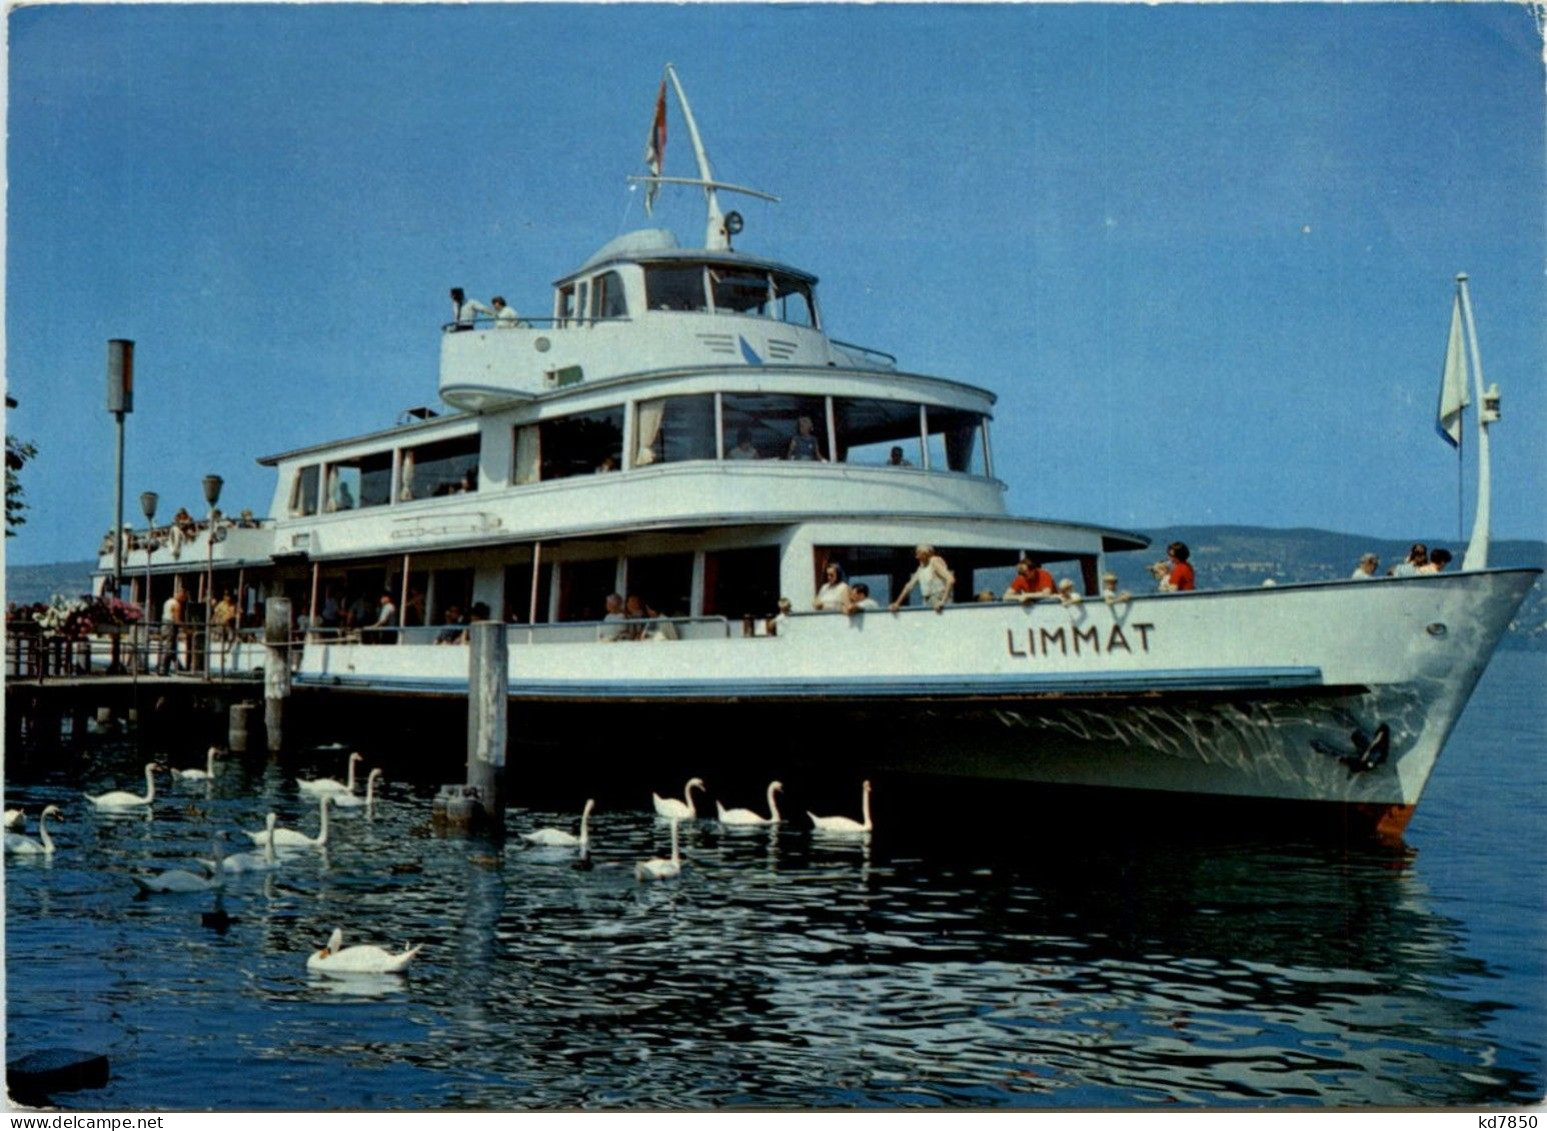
1005,623 -> 1155,659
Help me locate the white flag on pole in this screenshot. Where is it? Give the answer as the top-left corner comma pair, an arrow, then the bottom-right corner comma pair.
1437,293 -> 1470,447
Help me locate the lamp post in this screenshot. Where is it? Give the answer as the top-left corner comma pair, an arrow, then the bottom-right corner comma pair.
140,491 -> 158,676
203,475 -> 224,680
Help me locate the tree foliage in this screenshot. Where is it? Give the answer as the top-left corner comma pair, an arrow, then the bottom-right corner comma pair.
6,433 -> 37,538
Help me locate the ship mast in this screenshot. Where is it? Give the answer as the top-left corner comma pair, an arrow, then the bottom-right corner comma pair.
628,63 -> 779,251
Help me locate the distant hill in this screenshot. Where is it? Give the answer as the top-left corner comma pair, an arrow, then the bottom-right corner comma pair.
4,559 -> 97,606
1126,526 -> 1546,650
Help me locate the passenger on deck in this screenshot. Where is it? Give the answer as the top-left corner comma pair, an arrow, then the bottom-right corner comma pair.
491,296 -> 523,327
887,446 -> 913,468
1101,572 -> 1130,604
435,607 -> 466,645
1004,558 -> 1055,603
368,591 -> 398,644
728,429 -> 760,460
844,583 -> 880,616
402,587 -> 426,628
813,563 -> 851,612
450,287 -> 491,330
319,587 -> 342,631
1057,579 -> 1083,606
786,416 -> 826,461
1351,553 -> 1380,580
1422,548 -> 1453,573
212,591 -> 239,645
600,593 -> 629,642
158,587 -> 188,675
594,454 -> 619,473
890,544 -> 954,614
766,596 -> 794,635
1391,544 -> 1428,577
1164,542 -> 1195,591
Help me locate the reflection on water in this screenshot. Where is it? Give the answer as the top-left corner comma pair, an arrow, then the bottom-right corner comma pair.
6,657 -> 1544,1109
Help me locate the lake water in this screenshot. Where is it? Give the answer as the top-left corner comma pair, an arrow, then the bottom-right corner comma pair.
5,651 -> 1543,1110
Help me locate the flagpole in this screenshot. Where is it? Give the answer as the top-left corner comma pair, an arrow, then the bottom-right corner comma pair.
1456,274 -> 1491,570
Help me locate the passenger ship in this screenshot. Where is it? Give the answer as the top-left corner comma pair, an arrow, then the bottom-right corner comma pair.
99,67 -> 1536,838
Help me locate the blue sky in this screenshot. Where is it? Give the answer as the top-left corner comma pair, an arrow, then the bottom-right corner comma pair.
6,3 -> 1544,567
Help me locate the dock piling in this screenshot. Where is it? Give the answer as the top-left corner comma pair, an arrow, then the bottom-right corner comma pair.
229,700 -> 256,753
435,620 -> 507,835
263,598 -> 291,754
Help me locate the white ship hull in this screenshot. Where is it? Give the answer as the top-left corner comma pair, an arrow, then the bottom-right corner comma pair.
275,569 -> 1534,835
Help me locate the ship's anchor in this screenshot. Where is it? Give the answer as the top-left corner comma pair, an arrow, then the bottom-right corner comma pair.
1311,722 -> 1391,775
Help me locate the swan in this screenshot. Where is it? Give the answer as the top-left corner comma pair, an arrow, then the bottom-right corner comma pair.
652,777 -> 705,821
211,814 -> 281,872
297,751 -> 363,798
808,780 -> 873,834
307,927 -> 422,975
172,746 -> 220,782
4,808 -> 24,831
246,793 -> 332,851
522,798 -> 594,848
332,768 -> 383,811
636,817 -> 682,881
4,805 -> 61,855
85,762 -> 161,809
717,781 -> 783,826
133,834 -> 226,893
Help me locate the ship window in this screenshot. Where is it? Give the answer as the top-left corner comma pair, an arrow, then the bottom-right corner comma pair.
710,269 -> 771,316
645,265 -> 707,312
536,405 -> 624,480
556,557 -> 620,622
721,393 -> 829,462
703,545 -> 781,620
773,274 -> 816,328
504,560 -> 552,624
633,395 -> 716,466
399,434 -> 480,501
324,451 -> 392,511
832,398 -> 924,466
925,408 -> 987,475
625,553 -> 694,618
557,284 -> 576,327
289,465 -> 320,516
593,271 -> 628,319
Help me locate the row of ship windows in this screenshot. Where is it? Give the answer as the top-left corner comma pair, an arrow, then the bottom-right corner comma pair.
287,393 -> 990,516
547,265 -> 817,328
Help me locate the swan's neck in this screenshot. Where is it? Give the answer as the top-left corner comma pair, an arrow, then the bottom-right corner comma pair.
144,766 -> 156,804
207,749 -> 216,775
861,787 -> 871,829
683,783 -> 698,812
38,813 -> 53,853
346,760 -> 358,791
317,798 -> 330,844
767,786 -> 781,821
580,808 -> 591,843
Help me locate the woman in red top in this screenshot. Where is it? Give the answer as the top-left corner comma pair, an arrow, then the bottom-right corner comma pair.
1166,542 -> 1195,591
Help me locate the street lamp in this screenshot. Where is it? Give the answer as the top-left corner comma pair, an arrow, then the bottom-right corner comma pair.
139,491 -> 158,676
202,475 -> 224,679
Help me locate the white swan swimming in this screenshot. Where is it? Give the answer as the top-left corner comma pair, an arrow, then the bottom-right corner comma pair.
85,762 -> 161,809
808,780 -> 873,834
717,781 -> 783,826
4,805 -> 61,855
307,927 -> 422,975
4,808 -> 25,831
522,798 -> 595,848
636,817 -> 682,881
133,834 -> 226,893
652,777 -> 704,821
172,746 -> 220,782
246,793 -> 332,851
331,768 -> 383,811
211,815 -> 281,872
297,751 -> 363,798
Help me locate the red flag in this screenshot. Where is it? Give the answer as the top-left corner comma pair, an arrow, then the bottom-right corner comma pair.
643,80 -> 667,215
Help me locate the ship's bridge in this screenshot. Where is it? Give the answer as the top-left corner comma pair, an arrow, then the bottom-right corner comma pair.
440,230 -> 894,412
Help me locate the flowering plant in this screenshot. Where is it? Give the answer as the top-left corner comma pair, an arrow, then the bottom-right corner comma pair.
31,593 -> 143,638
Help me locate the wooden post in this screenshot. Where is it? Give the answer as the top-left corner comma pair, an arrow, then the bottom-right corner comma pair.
263,597 -> 291,754
449,620 -> 507,834
229,700 -> 256,753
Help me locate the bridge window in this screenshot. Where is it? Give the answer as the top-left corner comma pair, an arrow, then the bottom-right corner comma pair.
773,274 -> 816,328
399,434 -> 480,501
710,269 -> 772,316
633,395 -> 716,466
703,545 -> 781,620
645,265 -> 708,312
593,271 -> 628,319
